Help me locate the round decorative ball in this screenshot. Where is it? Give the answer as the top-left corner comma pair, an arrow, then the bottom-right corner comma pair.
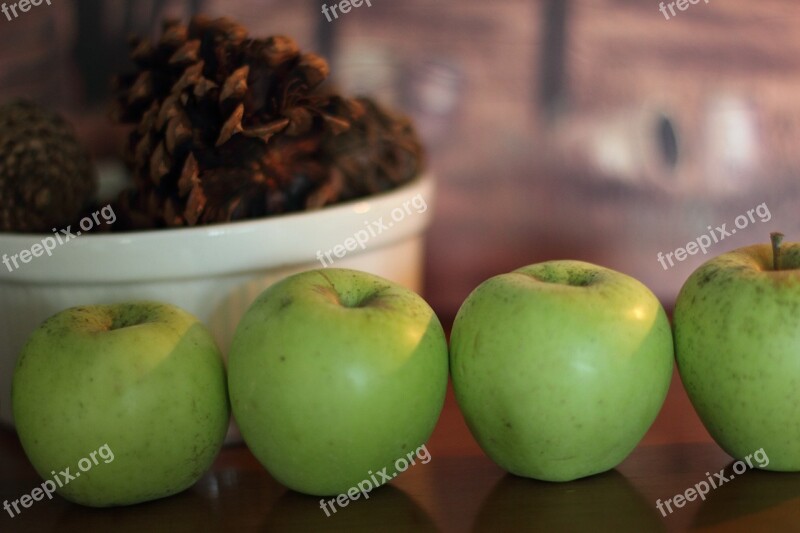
0,100 -> 96,233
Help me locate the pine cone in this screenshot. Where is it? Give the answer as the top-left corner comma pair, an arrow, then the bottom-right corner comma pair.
111,16 -> 424,229
323,97 -> 425,203
0,100 -> 96,233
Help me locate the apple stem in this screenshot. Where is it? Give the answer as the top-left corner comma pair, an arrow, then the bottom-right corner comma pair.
771,232 -> 785,271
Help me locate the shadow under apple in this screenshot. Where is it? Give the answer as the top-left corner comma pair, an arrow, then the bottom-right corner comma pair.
53,465 -> 287,532
262,484 -> 437,532
54,480 -> 222,533
691,461 -> 800,529
473,470 -> 665,533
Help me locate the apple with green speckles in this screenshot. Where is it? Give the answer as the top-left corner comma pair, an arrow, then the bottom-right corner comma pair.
228,268 -> 449,496
449,260 -> 673,482
675,233 -> 800,470
11,301 -> 230,507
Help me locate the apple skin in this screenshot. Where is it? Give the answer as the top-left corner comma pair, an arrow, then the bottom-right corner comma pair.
450,260 -> 673,482
675,241 -> 800,471
228,268 -> 448,496
11,301 -> 230,507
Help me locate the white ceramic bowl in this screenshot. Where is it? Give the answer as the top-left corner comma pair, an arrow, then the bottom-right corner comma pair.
0,176 -> 434,433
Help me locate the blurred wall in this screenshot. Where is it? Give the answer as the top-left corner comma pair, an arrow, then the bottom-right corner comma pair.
1,0 -> 798,325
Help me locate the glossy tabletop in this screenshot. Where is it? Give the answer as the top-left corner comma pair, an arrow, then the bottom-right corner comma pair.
2,371 -> 799,532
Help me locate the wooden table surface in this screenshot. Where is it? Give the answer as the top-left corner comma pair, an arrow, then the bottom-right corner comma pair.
2,370 -> 799,533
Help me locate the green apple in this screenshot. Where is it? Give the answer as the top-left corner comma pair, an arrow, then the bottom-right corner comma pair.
675,233 -> 800,470
450,260 -> 674,482
228,268 -> 448,496
12,301 -> 229,507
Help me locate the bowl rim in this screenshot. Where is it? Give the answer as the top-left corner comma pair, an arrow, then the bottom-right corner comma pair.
0,173 -> 433,243
0,174 -> 434,283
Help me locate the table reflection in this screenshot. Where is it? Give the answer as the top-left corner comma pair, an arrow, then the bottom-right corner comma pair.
473,470 -> 665,533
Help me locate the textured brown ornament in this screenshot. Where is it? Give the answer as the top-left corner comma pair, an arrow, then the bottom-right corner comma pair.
110,16 -> 423,230
0,100 -> 96,233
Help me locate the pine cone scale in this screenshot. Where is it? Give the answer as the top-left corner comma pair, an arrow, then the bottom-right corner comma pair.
220,66 -> 250,102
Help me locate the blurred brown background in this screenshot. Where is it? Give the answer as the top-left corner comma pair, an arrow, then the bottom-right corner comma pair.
2,0 -> 799,325
5,5 -> 800,529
